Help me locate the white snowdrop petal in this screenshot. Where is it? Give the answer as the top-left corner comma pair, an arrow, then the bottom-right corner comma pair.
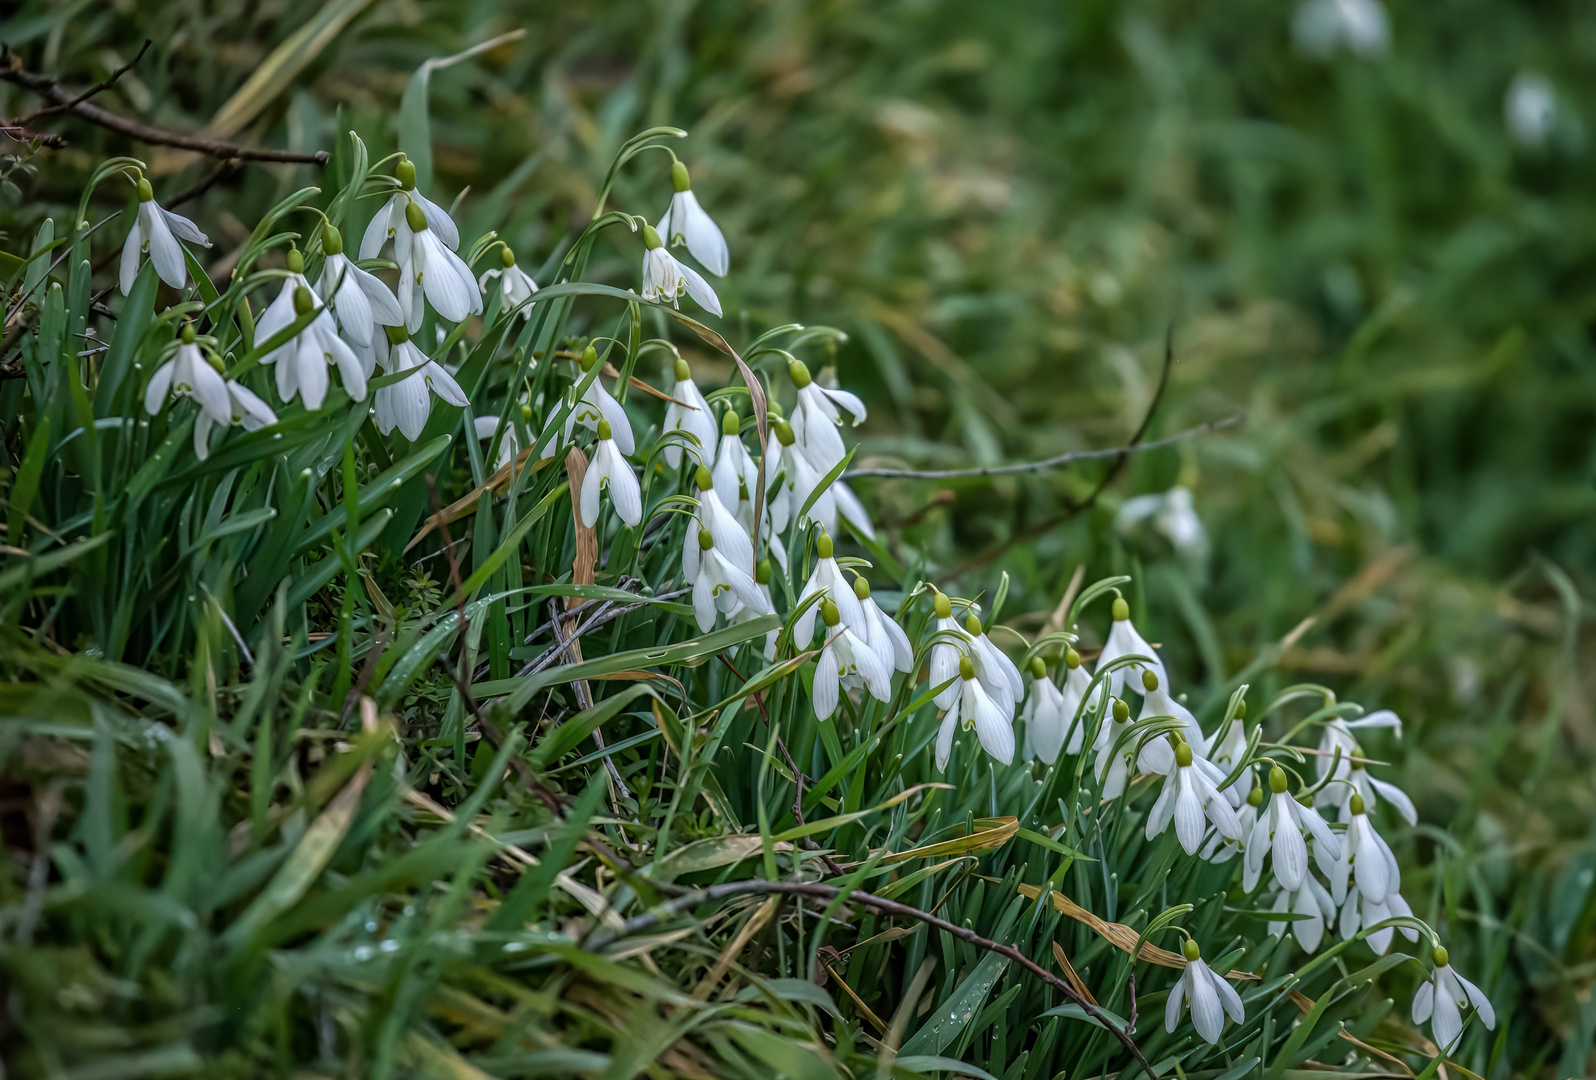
813,647 -> 841,720
119,220 -> 143,296
1411,978 -> 1434,1023
144,205 -> 188,290
160,207 -> 209,246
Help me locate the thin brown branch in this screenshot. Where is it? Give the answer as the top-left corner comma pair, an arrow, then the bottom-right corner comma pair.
583,878 -> 1154,1073
14,39 -> 151,125
1,51 -> 329,164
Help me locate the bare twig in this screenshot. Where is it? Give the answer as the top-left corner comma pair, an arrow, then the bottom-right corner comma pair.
1,50 -> 329,164
13,40 -> 152,125
583,878 -> 1154,1073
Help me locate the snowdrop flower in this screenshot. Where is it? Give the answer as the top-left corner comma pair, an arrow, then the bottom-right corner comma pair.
192,379 -> 277,460
1022,658 -> 1069,764
1329,793 -> 1399,907
726,558 -> 779,661
539,346 -> 635,459
1166,940 -> 1244,1045
256,250 -> 367,409
360,156 -> 459,260
1208,703 -> 1254,806
1244,767 -> 1342,892
926,593 -> 972,711
683,524 -> 764,634
1093,697 -> 1136,800
657,160 -> 729,277
475,404 -> 531,470
578,418 -> 642,529
1315,709 -> 1401,792
793,533 -> 864,648
1339,880 -> 1418,955
852,577 -> 913,677
767,419 -> 835,563
640,223 -> 721,316
1268,874 -> 1336,953
661,357 -> 718,469
1098,597 -> 1167,699
959,610 -> 1023,718
1413,947 -> 1496,1055
1325,756 -> 1418,826
1056,649 -> 1094,755
831,477 -> 877,541
144,322 -> 230,427
1135,670 -> 1209,775
317,224 -> 403,348
478,245 -> 538,317
372,325 -> 468,441
1202,786 -> 1261,864
1115,486 -> 1208,564
120,174 -> 209,294
1292,0 -> 1389,58
787,359 -> 866,473
812,598 -> 893,720
935,655 -> 1015,771
923,597 -> 1013,715
682,465 -> 756,595
397,201 -> 482,332
1145,738 -> 1245,855
1506,73 -> 1557,150
711,408 -> 759,512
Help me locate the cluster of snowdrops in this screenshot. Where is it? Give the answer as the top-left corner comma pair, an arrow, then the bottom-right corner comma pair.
122,141 -> 1494,1057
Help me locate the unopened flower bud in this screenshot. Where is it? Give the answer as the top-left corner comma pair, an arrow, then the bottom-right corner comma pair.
581,345 -> 599,372
385,323 -> 410,346
597,418 -> 613,440
1176,742 -> 1194,768
673,357 -> 691,381
501,246 -> 516,268
933,593 -> 952,619
820,598 -> 840,627
698,527 -> 714,551
642,224 -> 663,250
817,534 -> 833,559
293,286 -> 314,316
1142,669 -> 1159,692
1433,945 -> 1449,968
959,655 -> 976,681
181,322 -> 196,345
671,160 -> 691,192
695,465 -> 713,491
721,409 -> 740,437
789,359 -> 812,389
286,247 -> 305,274
1111,597 -> 1130,621
395,157 -> 416,190
853,576 -> 870,600
1183,939 -> 1201,962
1349,793 -> 1366,816
1065,648 -> 1081,669
756,558 -> 772,585
1113,698 -> 1130,722
404,200 -> 428,233
1029,656 -> 1046,679
774,419 -> 796,446
322,223 -> 344,256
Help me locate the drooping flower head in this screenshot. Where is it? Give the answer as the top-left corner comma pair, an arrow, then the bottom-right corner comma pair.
120,172 -> 210,294
793,532 -> 865,647
640,223 -> 722,316
852,576 -> 913,677
360,155 -> 460,261
1412,946 -> 1496,1055
144,321 -> 230,428
1023,656 -> 1069,764
317,223 -> 403,349
657,160 -> 729,277
787,359 -> 866,473
961,609 -> 1023,718
812,597 -> 892,721
397,199 -> 482,332
372,324 -> 469,441
935,655 -> 1015,771
1146,737 -> 1245,855
1093,696 -> 1137,800
1166,939 -> 1244,1045
661,356 -> 718,469
579,418 -> 642,529
1244,766 -> 1342,893
478,244 -> 539,318
711,407 -> 759,514
1099,596 -> 1167,698
1135,669 -> 1209,775
256,248 -> 367,410
193,379 -> 277,461
683,522 -> 763,634
539,345 -> 635,459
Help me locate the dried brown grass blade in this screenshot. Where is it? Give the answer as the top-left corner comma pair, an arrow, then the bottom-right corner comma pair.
1018,883 -> 1258,979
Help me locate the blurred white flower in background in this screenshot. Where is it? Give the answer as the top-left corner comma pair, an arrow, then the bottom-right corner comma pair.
1116,486 -> 1208,565
1292,0 -> 1389,58
1505,72 -> 1557,149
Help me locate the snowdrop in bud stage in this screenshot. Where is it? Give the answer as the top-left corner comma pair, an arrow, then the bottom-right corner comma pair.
398,200 -> 482,332
1329,793 -> 1400,907
682,525 -> 764,634
1093,697 -> 1137,800
144,322 -> 230,428
793,533 -> 864,647
787,359 -> 866,473
540,346 -> 635,458
1099,596 -> 1168,698
120,173 -> 210,294
812,598 -> 893,721
579,419 -> 642,528
478,245 -> 538,318
317,224 -> 403,350
1166,940 -> 1244,1045
1022,657 -> 1069,764
852,577 -> 913,677
661,357 -> 718,468
360,156 -> 460,260
639,223 -> 722,316
935,655 -> 1015,771
1413,947 -> 1496,1055
1268,874 -> 1336,953
1135,669 -> 1211,775
657,160 -> 729,277
372,324 -> 468,441
711,409 -> 759,513
193,379 -> 278,462
1244,767 -> 1342,892
256,249 -> 367,409
1146,738 -> 1245,855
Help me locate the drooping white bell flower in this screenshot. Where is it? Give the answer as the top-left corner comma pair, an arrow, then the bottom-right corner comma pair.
1292,0 -> 1389,59
1022,657 -> 1069,764
478,245 -> 538,318
1145,738 -> 1246,855
1324,756 -> 1418,826
1056,648 -> 1094,755
661,357 -> 717,469
1098,596 -> 1168,698
372,325 -> 468,441
831,477 -> 877,541
926,592 -> 972,711
475,403 -> 532,470
538,346 -> 635,459
767,419 -> 835,561
1208,706 -> 1254,806
397,200 -> 482,332
726,558 -> 779,661
851,576 -> 913,677
787,359 -> 866,473
255,250 -> 367,409
1268,874 -> 1336,953
793,533 -> 865,648
1115,486 -> 1208,564
1202,787 -> 1260,864
1166,940 -> 1244,1045
144,322 -> 230,427
1315,708 -> 1401,792
1338,881 -> 1419,955
657,160 -> 729,277
957,609 -> 1023,719
316,224 -> 403,348
1329,793 -> 1400,907
1244,766 -> 1342,893
119,174 -> 209,294
1134,669 -> 1210,775
1413,947 -> 1496,1055
935,654 -> 1015,771
924,597 -> 1012,716
1093,697 -> 1136,800
683,523 -> 765,634
192,378 -> 277,461
360,156 -> 460,260
812,598 -> 893,721
578,418 -> 642,528
639,222 -> 722,316
682,466 -> 755,582
711,408 -> 759,512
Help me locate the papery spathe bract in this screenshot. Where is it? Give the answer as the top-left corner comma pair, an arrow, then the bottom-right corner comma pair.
372,325 -> 467,441
579,419 -> 642,528
640,224 -> 722,316
1099,597 -> 1167,698
935,655 -> 1014,771
811,598 -> 892,721
120,175 -> 209,294
1412,947 -> 1496,1055
1166,941 -> 1244,1045
658,161 -> 729,277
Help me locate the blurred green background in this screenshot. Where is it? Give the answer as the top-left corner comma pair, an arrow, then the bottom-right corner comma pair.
4,0 -> 1595,1072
